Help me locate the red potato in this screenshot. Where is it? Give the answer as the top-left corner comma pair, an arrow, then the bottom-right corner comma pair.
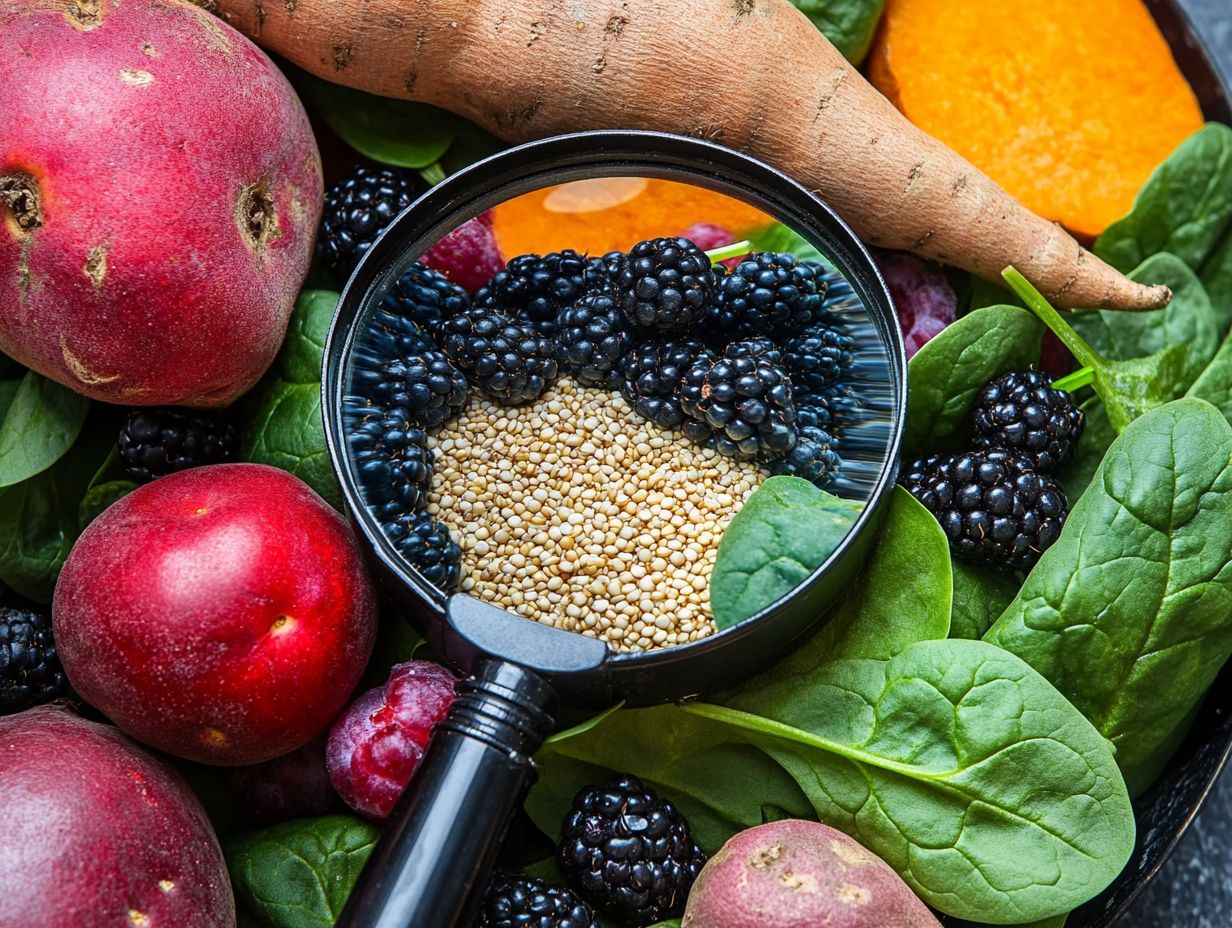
53,464 -> 377,765
201,0 -> 1167,311
0,706 -> 234,928
682,820 -> 941,928
0,0 -> 322,407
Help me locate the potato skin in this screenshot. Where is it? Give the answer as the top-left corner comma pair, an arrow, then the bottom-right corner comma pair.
682,820 -> 941,928
0,0 -> 322,407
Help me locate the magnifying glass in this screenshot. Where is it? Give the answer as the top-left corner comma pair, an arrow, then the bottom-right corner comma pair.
322,131 -> 906,928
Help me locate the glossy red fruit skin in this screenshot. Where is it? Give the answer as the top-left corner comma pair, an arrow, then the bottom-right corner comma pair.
875,249 -> 958,358
327,660 -> 458,821
420,212 -> 504,292
0,706 -> 234,928
0,1 -> 322,407
53,464 -> 377,765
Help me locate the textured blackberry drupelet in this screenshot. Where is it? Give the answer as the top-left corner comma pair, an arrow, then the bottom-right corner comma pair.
969,370 -> 1085,473
901,449 -> 1068,571
768,425 -> 841,484
380,262 -> 471,338
1,606 -> 66,714
476,251 -> 609,334
441,307 -> 559,405
118,409 -> 238,483
781,322 -> 856,394
616,237 -> 716,332
706,252 -> 829,335
555,294 -> 631,388
317,167 -> 421,276
589,251 -> 627,285
723,335 -> 782,364
680,340 -> 798,460
618,339 -> 715,442
383,512 -> 463,593
351,350 -> 469,429
559,775 -> 706,926
360,305 -> 437,362
480,874 -> 599,928
796,383 -> 864,435
345,399 -> 434,521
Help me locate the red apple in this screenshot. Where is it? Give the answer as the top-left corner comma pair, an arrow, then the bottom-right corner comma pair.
0,706 -> 234,928
0,0 -> 322,407
53,464 -> 377,765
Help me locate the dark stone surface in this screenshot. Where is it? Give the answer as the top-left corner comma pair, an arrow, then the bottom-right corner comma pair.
1122,8 -> 1231,928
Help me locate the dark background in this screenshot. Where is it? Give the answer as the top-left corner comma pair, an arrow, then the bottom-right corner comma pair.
1123,3 -> 1231,925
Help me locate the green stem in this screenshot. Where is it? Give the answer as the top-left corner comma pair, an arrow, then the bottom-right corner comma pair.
705,240 -> 752,265
419,162 -> 447,186
1052,366 -> 1095,393
1002,267 -> 1108,373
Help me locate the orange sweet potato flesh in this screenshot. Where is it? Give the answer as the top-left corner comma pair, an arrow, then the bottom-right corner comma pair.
869,0 -> 1204,240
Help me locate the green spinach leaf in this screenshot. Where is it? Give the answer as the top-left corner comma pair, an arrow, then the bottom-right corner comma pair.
78,480 -> 138,530
534,639 -> 1134,924
0,379 -> 19,422
1186,320 -> 1232,421
949,561 -> 1019,641
1058,398 -> 1114,503
986,399 -> 1232,795
709,477 -> 863,629
789,0 -> 887,65
904,305 -> 1043,455
241,290 -> 341,509
745,222 -> 830,268
0,371 -> 90,488
226,814 -> 378,928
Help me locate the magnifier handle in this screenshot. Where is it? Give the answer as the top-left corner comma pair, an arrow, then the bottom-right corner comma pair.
335,659 -> 556,928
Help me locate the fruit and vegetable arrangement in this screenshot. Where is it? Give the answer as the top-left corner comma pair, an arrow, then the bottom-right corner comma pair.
3,0 -> 1232,927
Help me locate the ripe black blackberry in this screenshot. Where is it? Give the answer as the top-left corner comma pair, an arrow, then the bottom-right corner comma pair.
360,305 -> 437,362
707,252 -> 828,335
781,323 -> 855,394
555,294 -> 630,388
618,339 -> 715,443
1,606 -> 66,714
616,237 -> 716,332
352,350 -> 469,429
769,426 -> 841,485
969,370 -> 1085,473
476,250 -> 608,334
345,398 -> 434,521
118,409 -> 238,483
479,874 -> 599,928
796,383 -> 863,435
680,340 -> 798,460
384,512 -> 463,593
559,775 -> 706,926
317,167 -> 421,276
441,307 -> 559,405
589,250 -> 627,285
723,335 -> 782,364
901,449 -> 1068,571
380,262 -> 470,338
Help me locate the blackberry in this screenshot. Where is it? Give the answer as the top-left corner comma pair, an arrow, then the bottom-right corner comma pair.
358,305 -> 437,362
318,167 -> 421,276
345,398 -> 434,521
706,252 -> 828,334
1,606 -> 66,714
351,350 -> 469,429
616,237 -> 716,332
769,426 -> 841,484
781,323 -> 855,393
477,251 -> 608,334
384,512 -> 463,593
118,409 -> 238,483
724,336 -> 782,364
901,449 -> 1067,571
555,293 -> 630,388
441,308 -> 559,405
559,775 -> 706,926
969,370 -> 1085,473
480,874 -> 599,928
796,383 -> 863,434
618,339 -> 715,442
380,262 -> 470,338
590,251 -> 627,284
680,341 -> 798,460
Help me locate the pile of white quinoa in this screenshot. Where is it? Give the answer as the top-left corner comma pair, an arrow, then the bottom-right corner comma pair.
425,379 -> 764,651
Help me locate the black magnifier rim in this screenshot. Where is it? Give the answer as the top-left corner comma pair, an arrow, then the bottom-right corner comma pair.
323,129 -> 906,670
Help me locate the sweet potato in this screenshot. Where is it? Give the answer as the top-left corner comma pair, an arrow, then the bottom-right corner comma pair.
868,0 -> 1204,240
682,820 -> 941,928
199,0 -> 1167,311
